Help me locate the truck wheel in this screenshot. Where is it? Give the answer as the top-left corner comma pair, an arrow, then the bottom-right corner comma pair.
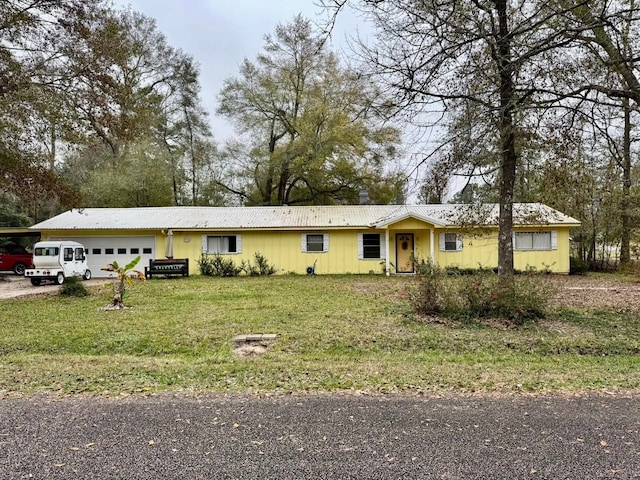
83,269 -> 92,280
30,278 -> 41,286
56,272 -> 65,285
13,262 -> 26,276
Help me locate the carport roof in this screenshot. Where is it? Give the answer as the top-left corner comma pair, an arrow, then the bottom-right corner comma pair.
30,204 -> 581,231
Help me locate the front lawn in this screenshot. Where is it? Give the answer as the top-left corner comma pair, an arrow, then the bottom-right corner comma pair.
1,275 -> 639,395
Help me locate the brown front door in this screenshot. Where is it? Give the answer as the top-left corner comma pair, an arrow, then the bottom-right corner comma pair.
396,233 -> 414,273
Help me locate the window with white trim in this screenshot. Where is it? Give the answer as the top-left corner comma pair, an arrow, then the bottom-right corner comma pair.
439,233 -> 463,251
201,234 -> 242,254
358,233 -> 386,260
514,231 -> 556,251
301,233 -> 329,253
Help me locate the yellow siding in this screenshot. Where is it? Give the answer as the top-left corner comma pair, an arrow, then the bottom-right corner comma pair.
513,228 -> 571,273
390,218 -> 434,230
434,232 -> 498,270
187,230 -> 389,275
43,225 -> 573,275
431,227 -> 572,273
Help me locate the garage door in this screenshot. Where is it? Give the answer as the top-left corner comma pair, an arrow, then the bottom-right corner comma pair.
53,236 -> 156,278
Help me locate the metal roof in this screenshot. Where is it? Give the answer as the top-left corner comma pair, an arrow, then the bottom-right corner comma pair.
29,204 -> 581,231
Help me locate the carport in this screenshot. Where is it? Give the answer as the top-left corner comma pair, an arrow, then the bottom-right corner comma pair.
0,228 -> 41,245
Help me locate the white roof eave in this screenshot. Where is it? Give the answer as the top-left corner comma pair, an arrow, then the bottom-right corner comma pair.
372,212 -> 447,228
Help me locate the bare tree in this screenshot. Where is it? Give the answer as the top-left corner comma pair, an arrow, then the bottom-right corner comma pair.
324,1 -> 584,276
554,0 -> 640,265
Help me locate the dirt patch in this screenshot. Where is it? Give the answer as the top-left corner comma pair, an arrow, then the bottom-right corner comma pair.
547,275 -> 640,310
351,280 -> 408,302
233,343 -> 270,358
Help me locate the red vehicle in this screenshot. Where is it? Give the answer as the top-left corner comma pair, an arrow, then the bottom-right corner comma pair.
0,244 -> 33,275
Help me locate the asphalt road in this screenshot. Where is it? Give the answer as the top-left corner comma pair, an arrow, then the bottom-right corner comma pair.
1,393 -> 639,479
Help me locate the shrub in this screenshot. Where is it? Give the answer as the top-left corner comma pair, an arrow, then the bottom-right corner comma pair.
411,267 -> 554,325
198,253 -> 276,277
410,260 -> 446,315
444,265 -> 493,276
460,273 -> 495,317
461,275 -> 553,324
241,252 -> 277,276
59,276 -> 89,297
570,256 -> 589,275
198,255 -> 241,277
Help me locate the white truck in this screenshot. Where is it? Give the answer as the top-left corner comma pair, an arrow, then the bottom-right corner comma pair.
24,241 -> 92,286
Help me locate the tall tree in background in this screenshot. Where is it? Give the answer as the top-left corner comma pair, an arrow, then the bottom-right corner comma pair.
158,58 -> 223,206
218,15 -> 403,206
1,1 -> 217,215
0,0 -> 85,222
56,5 -> 183,159
53,4 -> 217,208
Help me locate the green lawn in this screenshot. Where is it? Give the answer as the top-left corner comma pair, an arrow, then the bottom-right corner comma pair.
1,275 -> 639,395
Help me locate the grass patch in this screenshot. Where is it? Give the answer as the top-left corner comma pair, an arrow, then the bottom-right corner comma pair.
1,275 -> 640,395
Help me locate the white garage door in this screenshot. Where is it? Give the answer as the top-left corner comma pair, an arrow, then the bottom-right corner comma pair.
53,236 -> 156,278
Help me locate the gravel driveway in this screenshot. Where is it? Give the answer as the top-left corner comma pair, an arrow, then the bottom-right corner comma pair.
0,273 -> 111,299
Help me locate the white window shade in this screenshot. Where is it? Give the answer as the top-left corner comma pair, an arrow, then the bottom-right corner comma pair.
201,234 -> 242,254
514,231 -> 556,251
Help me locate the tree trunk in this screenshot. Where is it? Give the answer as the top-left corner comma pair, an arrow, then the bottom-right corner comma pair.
494,0 -> 516,277
277,163 -> 290,205
620,98 -> 632,265
49,113 -> 56,170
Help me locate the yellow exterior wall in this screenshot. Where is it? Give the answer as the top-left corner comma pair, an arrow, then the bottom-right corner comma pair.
184,230 -> 388,275
430,227 -> 572,273
42,224 -> 573,275
513,227 -> 571,273
389,219 -> 431,230
434,230 -> 498,270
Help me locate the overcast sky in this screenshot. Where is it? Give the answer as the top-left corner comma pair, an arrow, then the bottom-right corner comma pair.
111,0 -> 368,141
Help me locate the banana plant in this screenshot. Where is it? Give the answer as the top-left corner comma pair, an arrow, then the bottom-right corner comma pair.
101,255 -> 146,308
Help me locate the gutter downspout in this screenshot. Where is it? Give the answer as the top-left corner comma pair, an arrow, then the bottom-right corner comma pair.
430,229 -> 435,264
385,229 -> 390,276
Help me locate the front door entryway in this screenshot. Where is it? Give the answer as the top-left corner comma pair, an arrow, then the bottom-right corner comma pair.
396,233 -> 414,273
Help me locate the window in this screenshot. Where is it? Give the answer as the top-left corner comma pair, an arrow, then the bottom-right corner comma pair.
143,247 -> 152,254
105,248 -> 114,255
202,235 -> 242,254
35,247 -> 58,256
358,233 -> 385,260
514,231 -> 556,251
92,249 -> 101,255
301,234 -> 328,253
117,248 -> 126,254
439,233 -> 463,252
444,233 -> 457,251
64,248 -> 73,261
130,248 -> 139,254
75,247 -> 85,261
